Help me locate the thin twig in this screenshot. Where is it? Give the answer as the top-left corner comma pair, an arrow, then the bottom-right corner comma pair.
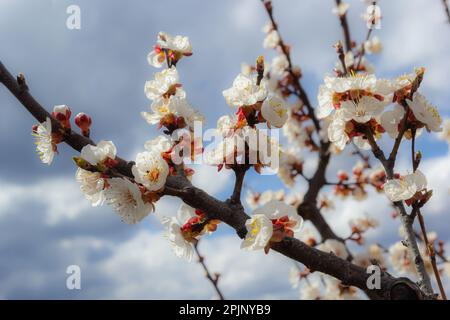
335,0 -> 353,52
261,0 -> 322,135
411,131 -> 447,299
194,241 -> 225,300
417,211 -> 447,299
355,1 -> 377,70
443,0 -> 450,23
364,125 -> 434,296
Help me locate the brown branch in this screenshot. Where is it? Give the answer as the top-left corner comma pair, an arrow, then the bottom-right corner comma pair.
261,1 -> 349,256
387,69 -> 424,167
261,0 -> 321,135
355,1 -> 377,70
228,165 -> 249,205
411,132 -> 446,299
297,142 -> 351,254
417,211 -> 447,300
0,60 -> 429,300
335,0 -> 353,52
443,0 -> 450,23
364,124 -> 434,296
193,241 -> 225,300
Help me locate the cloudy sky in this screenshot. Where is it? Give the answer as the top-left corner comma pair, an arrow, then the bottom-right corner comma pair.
0,0 -> 449,299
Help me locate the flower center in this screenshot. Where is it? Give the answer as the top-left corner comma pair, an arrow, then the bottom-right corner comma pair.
146,168 -> 160,182
249,220 -> 261,238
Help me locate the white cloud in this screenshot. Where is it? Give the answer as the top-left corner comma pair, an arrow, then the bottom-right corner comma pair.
191,164 -> 232,196
98,231 -> 297,299
0,177 -> 90,225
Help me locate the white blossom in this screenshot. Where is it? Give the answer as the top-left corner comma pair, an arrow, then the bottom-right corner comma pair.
438,119 -> 450,144
289,266 -> 301,289
263,30 -> 280,49
141,96 -> 202,129
364,36 -> 383,54
144,67 -> 183,101
328,115 -> 349,151
147,32 -> 192,68
75,168 -> 105,207
389,242 -> 415,274
254,200 -> 302,229
334,51 -> 354,73
104,178 -> 152,224
161,204 -> 197,261
216,115 -> 236,137
340,96 -> 384,123
241,200 -> 303,250
323,276 -> 359,300
241,214 -> 273,251
278,148 -> 303,187
349,216 -> 379,233
132,151 -> 169,191
144,135 -> 173,154
407,93 -> 442,132
383,170 -> 427,202
260,189 -> 285,204
444,263 -> 450,279
80,140 -> 116,166
380,105 -> 405,138
157,32 -> 192,54
261,94 -> 288,128
223,73 -> 268,108
270,55 -> 289,76
204,135 -> 242,166
174,97 -> 204,128
317,74 -> 377,119
332,1 -> 349,16
32,117 -> 55,165
142,97 -> 177,125
301,284 -> 322,300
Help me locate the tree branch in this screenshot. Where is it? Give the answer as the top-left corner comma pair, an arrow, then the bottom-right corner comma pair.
261,0 -> 351,259
355,1 -> 377,70
0,60 -> 428,299
411,131 -> 446,299
261,0 -> 321,135
443,0 -> 450,23
193,241 -> 225,300
364,124 -> 433,296
335,0 -> 353,52
228,165 -> 249,206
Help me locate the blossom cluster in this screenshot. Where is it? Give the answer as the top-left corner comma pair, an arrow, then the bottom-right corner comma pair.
26,8 -> 450,301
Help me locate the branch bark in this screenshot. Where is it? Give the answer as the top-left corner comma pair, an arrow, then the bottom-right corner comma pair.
364,124 -> 433,296
335,0 -> 353,52
443,0 -> 450,23
0,60 -> 428,299
261,0 -> 351,259
194,241 -> 225,300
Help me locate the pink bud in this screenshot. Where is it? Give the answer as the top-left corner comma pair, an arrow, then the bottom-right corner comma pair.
74,112 -> 92,137
74,112 -> 91,129
52,105 -> 71,129
337,170 -> 349,181
32,124 -> 39,133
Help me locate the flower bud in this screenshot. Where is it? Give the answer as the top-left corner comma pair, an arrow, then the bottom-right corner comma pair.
72,156 -> 90,170
52,105 -> 72,129
75,112 -> 92,137
337,170 -> 349,181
